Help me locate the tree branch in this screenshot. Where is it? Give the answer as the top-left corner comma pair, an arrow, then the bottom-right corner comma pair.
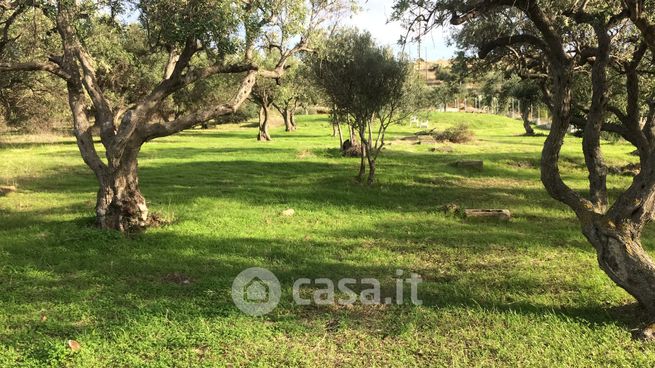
478,34 -> 548,59
142,71 -> 258,140
0,61 -> 71,80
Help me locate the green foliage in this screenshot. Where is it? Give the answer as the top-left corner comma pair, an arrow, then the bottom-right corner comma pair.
0,71 -> 69,133
505,78 -> 541,106
0,0 -> 341,133
85,21 -> 165,106
310,29 -> 414,127
138,0 -> 241,54
0,8 -> 69,132
275,60 -> 322,109
434,123 -> 475,143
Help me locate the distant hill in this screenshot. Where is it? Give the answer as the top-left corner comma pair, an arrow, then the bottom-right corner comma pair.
414,59 -> 451,86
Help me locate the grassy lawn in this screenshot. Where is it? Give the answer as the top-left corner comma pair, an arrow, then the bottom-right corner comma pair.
1,112 -> 654,367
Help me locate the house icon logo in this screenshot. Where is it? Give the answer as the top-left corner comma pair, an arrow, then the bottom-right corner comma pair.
244,277 -> 270,303
232,267 -> 281,316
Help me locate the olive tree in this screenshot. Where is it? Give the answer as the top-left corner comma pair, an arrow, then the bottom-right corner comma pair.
504,77 -> 541,135
250,76 -> 279,141
273,62 -> 317,132
311,30 -> 415,184
0,0 -> 347,231
394,0 -> 655,322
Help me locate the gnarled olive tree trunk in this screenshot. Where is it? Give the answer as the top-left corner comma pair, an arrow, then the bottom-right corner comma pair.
258,106 -> 272,141
519,101 -> 535,135
275,102 -> 297,132
583,218 -> 655,314
95,145 -> 149,231
283,108 -> 295,131
531,6 -> 655,316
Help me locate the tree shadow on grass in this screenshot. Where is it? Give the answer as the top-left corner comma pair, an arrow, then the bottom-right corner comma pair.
178,129 -> 333,140
6,155 -> 546,209
2,140 -> 653,357
0,140 -> 80,150
5,145 -> 643,246
0,213 -> 650,356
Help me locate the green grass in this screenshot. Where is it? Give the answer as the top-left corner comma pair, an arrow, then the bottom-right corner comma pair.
0,112 -> 654,367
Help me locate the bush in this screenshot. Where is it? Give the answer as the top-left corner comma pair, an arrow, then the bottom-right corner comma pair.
434,124 -> 475,144
341,139 -> 362,157
306,106 -> 331,115
601,131 -> 622,143
215,110 -> 256,125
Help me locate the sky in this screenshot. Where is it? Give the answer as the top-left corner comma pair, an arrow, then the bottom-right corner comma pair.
343,0 -> 456,60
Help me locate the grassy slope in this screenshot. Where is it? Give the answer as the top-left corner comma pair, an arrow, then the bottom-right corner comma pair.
0,113 -> 654,367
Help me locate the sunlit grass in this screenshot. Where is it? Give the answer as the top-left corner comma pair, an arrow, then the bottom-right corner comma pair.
0,113 -> 653,367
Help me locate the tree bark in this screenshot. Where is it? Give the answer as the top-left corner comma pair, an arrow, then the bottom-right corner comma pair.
520,101 -> 535,135
367,153 -> 376,185
283,107 -> 296,132
274,101 -> 297,132
356,125 -> 369,182
290,109 -> 297,130
258,106 -> 272,141
96,146 -> 149,231
583,220 -> 655,314
357,143 -> 366,182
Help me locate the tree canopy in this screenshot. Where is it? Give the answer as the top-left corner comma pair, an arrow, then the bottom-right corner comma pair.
310,29 -> 417,184
0,0 -> 350,231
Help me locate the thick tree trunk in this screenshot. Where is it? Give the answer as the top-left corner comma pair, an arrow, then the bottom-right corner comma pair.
96,147 -> 149,232
520,103 -> 535,135
583,220 -> 655,314
258,106 -> 272,141
283,108 -> 296,132
290,110 -> 297,130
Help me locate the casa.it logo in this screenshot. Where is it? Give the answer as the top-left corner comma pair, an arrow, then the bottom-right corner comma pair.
232,267 -> 423,316
231,267 -> 282,317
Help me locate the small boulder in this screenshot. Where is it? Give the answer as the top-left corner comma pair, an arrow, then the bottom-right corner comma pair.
67,340 -> 81,352
608,163 -> 640,177
281,208 -> 296,217
415,128 -> 437,136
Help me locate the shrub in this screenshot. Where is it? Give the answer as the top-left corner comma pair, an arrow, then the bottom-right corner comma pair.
434,124 -> 475,144
215,110 -> 256,125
